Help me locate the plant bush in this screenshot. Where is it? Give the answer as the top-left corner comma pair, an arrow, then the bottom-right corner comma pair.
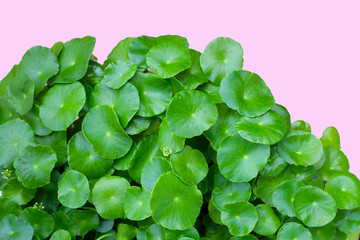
0,35 -> 360,240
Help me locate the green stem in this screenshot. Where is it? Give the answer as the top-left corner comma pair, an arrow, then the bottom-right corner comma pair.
96,233 -> 116,240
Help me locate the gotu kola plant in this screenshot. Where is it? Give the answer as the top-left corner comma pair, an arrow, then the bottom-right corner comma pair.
0,35 -> 359,240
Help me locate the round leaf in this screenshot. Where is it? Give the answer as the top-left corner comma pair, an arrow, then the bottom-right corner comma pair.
309,222 -> 336,240
200,37 -> 244,85
253,204 -> 280,236
219,70 -> 274,117
175,49 -> 208,89
68,209 -> 99,236
2,178 -> 36,205
318,146 -> 349,181
58,170 -> 90,208
320,126 -> 341,149
14,145 -> 56,189
82,105 -> 132,159
141,157 -> 172,191
124,186 -> 152,220
155,35 -> 189,48
0,119 -> 34,168
129,134 -> 161,183
158,117 -> 185,155
0,214 -> 34,240
104,59 -> 137,89
128,35 -> 155,68
259,145 -> 287,177
22,104 -> 51,136
272,103 -> 291,128
92,176 -> 130,219
50,230 -> 71,240
220,201 -> 258,237
0,197 -> 22,219
170,146 -> 208,185
277,131 -> 324,166
89,81 -> 139,128
294,185 -> 337,227
19,207 -> 55,239
52,36 -> 96,84
116,223 -> 137,240
39,82 -> 86,131
125,116 -> 152,135
165,227 -> 200,240
334,208 -> 360,234
146,42 -> 192,78
325,172 -> 360,209
273,179 -> 305,217
291,120 -> 311,132
277,222 -> 312,240
52,211 -> 77,238
204,103 -> 239,151
105,37 -> 134,66
212,180 -> 251,210
18,46 -> 59,94
217,134 -> 270,182
150,171 -> 203,230
235,110 -> 287,145
167,90 -> 218,138
130,72 -> 172,117
68,132 -> 114,179
146,224 -> 166,240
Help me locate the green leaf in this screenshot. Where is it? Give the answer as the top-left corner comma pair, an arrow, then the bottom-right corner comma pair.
146,43 -> 192,79
212,180 -> 251,210
82,105 -> 132,159
217,134 -> 269,182
325,172 -> 360,209
129,134 -> 161,183
128,35 -> 155,68
83,60 -> 104,87
165,227 -> 200,240
155,35 -> 189,48
68,209 -> 99,236
90,81 -> 139,128
271,103 -> 291,128
293,185 -> 337,227
0,65 -> 17,97
130,72 -> 172,117
52,36 -> 96,84
22,104 -> 51,136
259,145 -> 287,177
114,143 -> 137,171
288,165 -> 316,183
167,90 -> 218,138
39,82 -> 86,131
150,172 -> 203,230
253,204 -> 280,236
219,70 -> 274,117
19,207 -> 55,239
334,208 -> 360,234
125,116 -> 152,135
2,178 -> 36,204
200,37 -> 244,85
124,186 -> 152,220
141,157 -> 172,191
52,211 -> 77,238
277,131 -> 324,166
0,197 -> 22,219
230,236 -> 258,240
198,82 -> 223,103
92,176 -> 130,219
0,119 -> 34,168
14,145 -> 56,188
0,96 -> 19,124
146,224 -> 166,240
220,201 -> 258,237
116,223 -> 137,240
317,146 -> 349,181
204,103 -> 239,151
170,146 -> 208,185
51,41 -> 64,56
50,230 -> 71,240
35,131 -> 67,167
6,71 -> 34,115
276,222 -> 312,240
158,117 -> 185,155
309,222 -> 336,240
105,37 -> 134,66
18,46 -> 59,94
0,214 -> 34,240
320,126 -> 341,149
58,170 -> 90,208
175,49 -> 208,89
103,59 -> 137,89
235,110 -> 287,145
272,179 -> 305,217
291,120 -> 311,132
68,132 -> 114,179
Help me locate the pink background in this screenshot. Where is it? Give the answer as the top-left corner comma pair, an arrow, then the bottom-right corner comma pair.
0,0 -> 359,177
